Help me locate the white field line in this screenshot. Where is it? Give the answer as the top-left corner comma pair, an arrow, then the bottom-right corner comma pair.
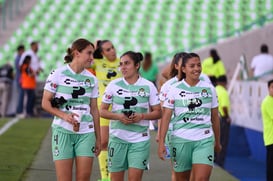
0,118 -> 19,135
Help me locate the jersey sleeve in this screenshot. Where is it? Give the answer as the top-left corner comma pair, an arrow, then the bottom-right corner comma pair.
101,82 -> 113,104
163,89 -> 175,110
210,85 -> 218,108
159,82 -> 168,102
90,76 -> 99,98
44,69 -> 58,93
149,83 -> 160,106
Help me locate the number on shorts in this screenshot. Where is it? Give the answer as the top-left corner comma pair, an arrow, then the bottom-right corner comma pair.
54,134 -> 58,145
172,147 -> 176,157
109,147 -> 114,157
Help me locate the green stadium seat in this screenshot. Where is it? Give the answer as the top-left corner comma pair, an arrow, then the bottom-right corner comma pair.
1,0 -> 273,79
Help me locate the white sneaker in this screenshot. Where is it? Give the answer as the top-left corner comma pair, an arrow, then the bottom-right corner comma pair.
16,113 -> 25,119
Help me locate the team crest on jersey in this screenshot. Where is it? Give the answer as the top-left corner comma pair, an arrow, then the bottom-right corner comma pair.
84,79 -> 92,87
201,89 -> 208,97
138,88 -> 146,97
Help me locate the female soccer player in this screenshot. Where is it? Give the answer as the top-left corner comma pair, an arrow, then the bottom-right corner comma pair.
100,51 -> 161,181
41,38 -> 101,181
158,53 -> 221,181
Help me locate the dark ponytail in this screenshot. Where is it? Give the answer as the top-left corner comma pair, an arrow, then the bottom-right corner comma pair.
64,48 -> 73,63
64,38 -> 94,63
93,40 -> 111,59
169,52 -> 188,78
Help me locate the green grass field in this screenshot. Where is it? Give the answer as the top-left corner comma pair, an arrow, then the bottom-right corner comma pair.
0,118 -> 51,181
0,118 -> 10,128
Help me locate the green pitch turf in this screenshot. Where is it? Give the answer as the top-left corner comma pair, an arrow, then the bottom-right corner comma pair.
0,118 -> 51,181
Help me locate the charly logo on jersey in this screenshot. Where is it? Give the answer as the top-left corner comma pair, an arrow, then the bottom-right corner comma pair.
117,89 -> 123,95
179,91 -> 186,97
201,89 -> 209,97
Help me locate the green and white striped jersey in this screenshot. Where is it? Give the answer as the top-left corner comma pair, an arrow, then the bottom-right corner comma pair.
163,79 -> 218,142
44,65 -> 99,133
102,76 -> 160,143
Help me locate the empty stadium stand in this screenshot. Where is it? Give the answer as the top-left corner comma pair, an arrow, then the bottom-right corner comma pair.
1,0 -> 273,80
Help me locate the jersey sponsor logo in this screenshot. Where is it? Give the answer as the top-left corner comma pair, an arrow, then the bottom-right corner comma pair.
123,97 -> 137,109
64,78 -> 73,84
72,86 -> 85,98
183,117 -> 204,123
89,124 -> 93,128
183,117 -> 190,123
65,105 -> 72,110
50,82 -> 57,89
191,117 -> 204,121
106,70 -> 117,79
104,93 -> 112,100
187,98 -> 202,111
65,78 -> 92,87
179,90 -> 200,97
117,89 -> 123,95
179,91 -> 186,97
142,132 -> 148,137
72,106 -> 87,111
69,99 -> 84,104
168,98 -> 175,105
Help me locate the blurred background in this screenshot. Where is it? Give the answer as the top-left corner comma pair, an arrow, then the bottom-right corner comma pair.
1,0 -> 273,180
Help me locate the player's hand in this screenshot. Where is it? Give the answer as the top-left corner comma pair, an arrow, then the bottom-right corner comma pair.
129,113 -> 143,123
94,141 -> 101,157
119,114 -> 133,125
158,142 -> 167,160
